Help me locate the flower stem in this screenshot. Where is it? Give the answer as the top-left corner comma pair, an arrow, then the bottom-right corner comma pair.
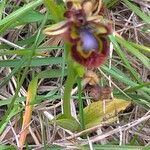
77,77 -> 85,130
63,60 -> 77,117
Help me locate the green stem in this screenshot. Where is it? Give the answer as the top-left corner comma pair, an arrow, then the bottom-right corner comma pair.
63,60 -> 77,117
77,77 -> 85,130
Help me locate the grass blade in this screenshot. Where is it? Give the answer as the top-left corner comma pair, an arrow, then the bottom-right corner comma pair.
116,36 -> 150,70
122,0 -> 150,24
0,0 -> 43,34
0,57 -> 64,67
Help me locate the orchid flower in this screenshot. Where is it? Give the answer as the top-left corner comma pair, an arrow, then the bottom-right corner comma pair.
43,0 -> 112,68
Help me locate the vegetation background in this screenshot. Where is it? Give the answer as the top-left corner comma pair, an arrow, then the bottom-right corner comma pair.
0,0 -> 150,149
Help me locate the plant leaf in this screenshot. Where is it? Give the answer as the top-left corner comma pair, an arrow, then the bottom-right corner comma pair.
53,115 -> 81,132
83,98 -> 131,129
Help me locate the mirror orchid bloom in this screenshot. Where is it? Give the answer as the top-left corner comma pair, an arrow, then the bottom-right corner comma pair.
43,0 -> 112,68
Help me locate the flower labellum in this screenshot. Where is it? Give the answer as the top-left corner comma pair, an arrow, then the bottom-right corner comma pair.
71,35 -> 109,68
80,29 -> 99,52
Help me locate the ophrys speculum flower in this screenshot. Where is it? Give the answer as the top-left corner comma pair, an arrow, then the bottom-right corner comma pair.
44,0 -> 112,68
